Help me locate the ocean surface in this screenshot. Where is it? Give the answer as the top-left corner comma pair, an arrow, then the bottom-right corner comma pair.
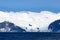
0,32 -> 60,40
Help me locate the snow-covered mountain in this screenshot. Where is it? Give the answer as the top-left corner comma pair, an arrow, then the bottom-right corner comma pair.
0,11 -> 60,32
0,20 -> 60,32
0,21 -> 26,32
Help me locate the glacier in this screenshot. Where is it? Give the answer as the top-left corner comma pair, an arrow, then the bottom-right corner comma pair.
0,11 -> 60,32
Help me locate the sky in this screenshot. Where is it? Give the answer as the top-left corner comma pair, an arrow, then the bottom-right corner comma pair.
0,0 -> 60,32
0,0 -> 60,13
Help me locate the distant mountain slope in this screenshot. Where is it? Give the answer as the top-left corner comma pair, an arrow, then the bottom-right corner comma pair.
0,21 -> 26,32
48,20 -> 60,32
1,20 -> 60,32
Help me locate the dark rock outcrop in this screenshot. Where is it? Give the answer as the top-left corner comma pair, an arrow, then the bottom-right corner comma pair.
0,21 -> 26,32
48,20 -> 60,32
